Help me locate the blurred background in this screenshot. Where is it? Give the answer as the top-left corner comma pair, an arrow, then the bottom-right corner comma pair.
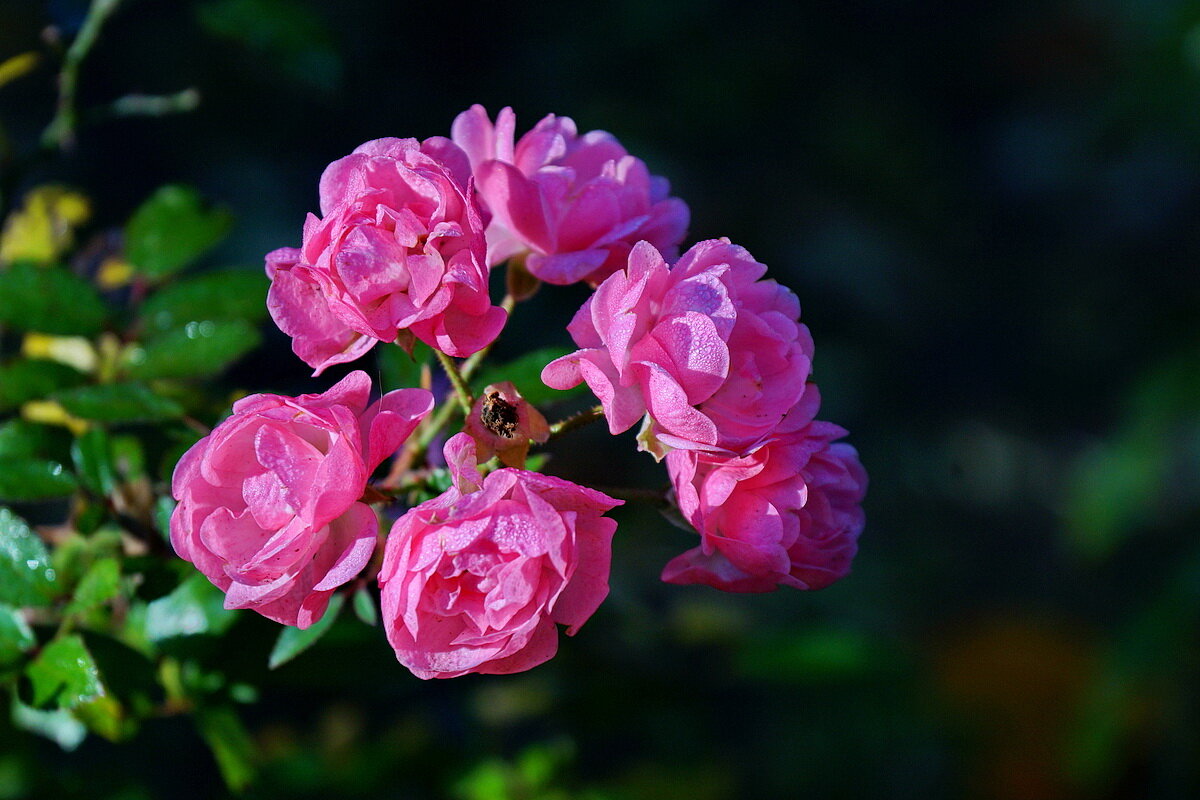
1,0 -> 1199,797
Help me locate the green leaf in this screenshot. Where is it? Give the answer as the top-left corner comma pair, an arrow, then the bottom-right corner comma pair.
153,496 -> 176,543
0,359 -> 88,412
473,346 -> 584,406
64,558 -> 121,617
0,507 -> 58,607
124,319 -> 260,380
268,592 -> 344,669
378,340 -> 431,391
27,634 -> 104,709
0,459 -> 77,502
196,705 -> 257,792
139,573 -> 238,643
0,604 -> 36,664
53,383 -> 183,422
11,697 -> 87,750
0,420 -> 71,461
352,586 -> 377,626
71,427 -> 116,496
138,269 -> 268,334
125,185 -> 232,279
0,263 -> 109,335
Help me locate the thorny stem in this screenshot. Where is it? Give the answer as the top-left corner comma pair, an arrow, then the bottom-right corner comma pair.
41,0 -> 125,151
434,349 -> 474,414
548,405 -> 604,440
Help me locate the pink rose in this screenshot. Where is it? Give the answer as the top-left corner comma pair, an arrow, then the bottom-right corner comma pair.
662,389 -> 867,592
378,433 -> 621,679
542,238 -> 814,456
267,137 -> 508,373
451,105 -> 689,286
170,371 -> 433,628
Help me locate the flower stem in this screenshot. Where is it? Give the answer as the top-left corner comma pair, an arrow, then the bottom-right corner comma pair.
548,405 -> 604,439
435,349 -> 474,413
41,0 -> 125,151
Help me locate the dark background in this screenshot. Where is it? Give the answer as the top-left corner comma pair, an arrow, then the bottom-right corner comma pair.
2,0 -> 1199,797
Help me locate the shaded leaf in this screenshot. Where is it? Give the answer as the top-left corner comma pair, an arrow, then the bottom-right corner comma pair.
0,507 -> 58,607
53,383 -> 183,422
0,459 -> 77,502
125,185 -> 232,280
353,586 -> 377,626
0,359 -> 88,413
0,604 -> 36,664
139,269 -> 268,334
268,592 -> 344,669
196,705 -> 257,792
0,420 -> 71,460
0,263 -> 108,335
27,634 -> 104,708
71,427 -> 117,496
64,558 -> 122,617
378,340 -> 431,391
124,319 -> 260,380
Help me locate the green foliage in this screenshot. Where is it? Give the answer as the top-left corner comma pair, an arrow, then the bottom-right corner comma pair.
125,185 -> 232,280
0,459 -> 77,502
0,360 -> 87,412
0,263 -> 109,335
64,558 -> 122,617
0,604 -> 35,665
27,635 -> 105,709
268,593 -> 345,669
10,697 -> 87,751
352,587 -> 377,626
71,427 -> 117,495
378,340 -> 431,391
131,573 -> 238,645
0,420 -> 70,461
124,319 -> 261,380
0,508 -> 58,607
53,383 -> 184,422
196,705 -> 257,792
138,269 -> 268,333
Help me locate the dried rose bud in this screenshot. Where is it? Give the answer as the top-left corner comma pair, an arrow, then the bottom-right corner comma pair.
464,381 -> 550,467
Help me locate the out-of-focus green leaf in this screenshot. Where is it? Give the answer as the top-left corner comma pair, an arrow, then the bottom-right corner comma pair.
0,359 -> 88,412
0,604 -> 36,664
124,319 -> 260,380
196,704 -> 257,792
735,628 -> 888,683
27,634 -> 104,709
0,508 -> 57,608
473,347 -> 584,406
71,427 -> 116,496
53,383 -> 183,422
125,185 -> 232,280
11,697 -> 87,751
353,586 -> 377,626
378,340 -> 431,391
138,269 -> 268,334
196,0 -> 342,92
64,558 -> 122,617
0,263 -> 108,335
153,496 -> 176,543
73,694 -> 127,742
268,593 -> 344,669
138,573 -> 237,643
0,459 -> 77,502
0,420 -> 71,461
110,434 -> 146,479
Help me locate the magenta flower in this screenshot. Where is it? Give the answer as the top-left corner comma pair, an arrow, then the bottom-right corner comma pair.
542,238 -> 814,457
662,389 -> 867,593
450,105 -> 689,286
170,371 -> 432,628
378,433 -> 621,679
267,137 -> 508,373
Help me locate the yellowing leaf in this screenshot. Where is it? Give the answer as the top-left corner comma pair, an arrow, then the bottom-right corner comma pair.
0,52 -> 39,90
22,333 -> 98,374
0,186 -> 91,266
96,257 -> 134,289
21,400 -> 90,436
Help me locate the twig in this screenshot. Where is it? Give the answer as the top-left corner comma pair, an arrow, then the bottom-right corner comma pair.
41,0 -> 125,151
548,405 -> 604,439
434,349 -> 474,413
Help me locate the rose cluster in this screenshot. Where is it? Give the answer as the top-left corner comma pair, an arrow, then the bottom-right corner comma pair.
170,106 -> 866,679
